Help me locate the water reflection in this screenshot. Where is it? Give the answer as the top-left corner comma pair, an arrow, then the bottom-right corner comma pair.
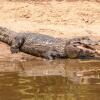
0,59 -> 100,100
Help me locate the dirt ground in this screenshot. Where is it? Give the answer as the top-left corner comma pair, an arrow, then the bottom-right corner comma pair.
0,0 -> 100,61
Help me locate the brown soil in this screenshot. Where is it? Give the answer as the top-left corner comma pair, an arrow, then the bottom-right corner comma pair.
0,0 -> 100,61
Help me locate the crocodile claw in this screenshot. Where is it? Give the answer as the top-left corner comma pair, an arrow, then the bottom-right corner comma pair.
10,47 -> 20,53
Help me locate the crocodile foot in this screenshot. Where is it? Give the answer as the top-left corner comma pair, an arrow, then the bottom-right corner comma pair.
10,46 -> 20,53
43,50 -> 59,60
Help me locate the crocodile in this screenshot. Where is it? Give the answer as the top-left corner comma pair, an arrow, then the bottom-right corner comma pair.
0,26 -> 100,60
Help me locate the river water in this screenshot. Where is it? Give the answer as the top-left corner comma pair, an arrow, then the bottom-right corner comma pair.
0,58 -> 100,100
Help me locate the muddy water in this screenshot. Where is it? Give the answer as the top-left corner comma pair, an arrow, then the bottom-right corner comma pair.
0,59 -> 100,100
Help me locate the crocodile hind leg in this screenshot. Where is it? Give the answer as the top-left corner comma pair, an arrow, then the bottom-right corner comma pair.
10,36 -> 24,53
43,50 -> 58,60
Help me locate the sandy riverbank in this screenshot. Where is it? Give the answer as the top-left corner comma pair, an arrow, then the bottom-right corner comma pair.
0,0 -> 100,61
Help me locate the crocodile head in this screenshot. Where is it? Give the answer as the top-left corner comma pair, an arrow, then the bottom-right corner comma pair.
65,36 -> 100,58
65,44 -> 100,59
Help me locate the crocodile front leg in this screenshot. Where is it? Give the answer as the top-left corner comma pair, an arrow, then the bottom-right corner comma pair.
10,36 -> 24,53
65,45 -> 81,58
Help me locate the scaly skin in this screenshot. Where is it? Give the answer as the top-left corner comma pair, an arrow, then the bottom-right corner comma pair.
0,26 -> 99,59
